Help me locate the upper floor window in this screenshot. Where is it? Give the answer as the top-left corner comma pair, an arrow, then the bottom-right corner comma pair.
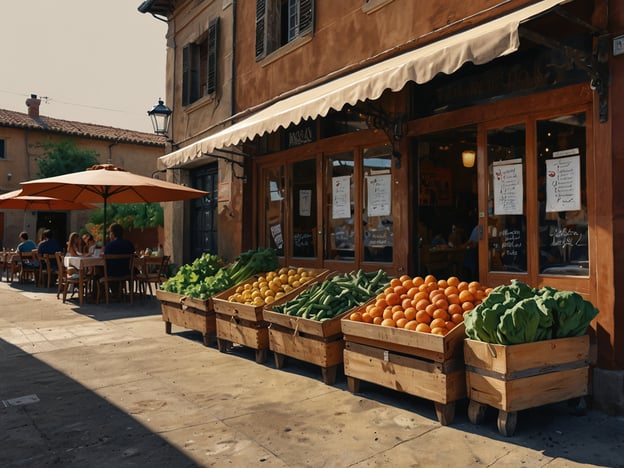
255,0 -> 314,60
0,139 -> 5,159
182,17 -> 220,106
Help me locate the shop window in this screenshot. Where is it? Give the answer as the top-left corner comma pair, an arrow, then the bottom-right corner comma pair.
182,18 -> 220,106
325,152 -> 355,261
487,124 -> 528,274
362,145 -> 393,263
255,0 -> 314,60
537,113 -> 588,276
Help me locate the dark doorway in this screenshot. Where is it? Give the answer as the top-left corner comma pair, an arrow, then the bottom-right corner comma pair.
36,212 -> 68,248
191,164 -> 218,260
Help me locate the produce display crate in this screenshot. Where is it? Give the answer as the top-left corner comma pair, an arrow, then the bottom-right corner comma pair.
212,268 -> 330,364
464,335 -> 590,436
341,311 -> 466,426
263,299 -> 348,385
156,289 -> 215,346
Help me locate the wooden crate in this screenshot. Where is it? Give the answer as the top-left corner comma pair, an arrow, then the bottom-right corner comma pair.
464,335 -> 590,436
340,314 -> 466,425
263,301 -> 348,385
155,289 -> 216,346
212,268 -> 329,363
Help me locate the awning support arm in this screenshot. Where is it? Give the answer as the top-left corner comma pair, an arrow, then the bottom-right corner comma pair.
519,25 -> 609,122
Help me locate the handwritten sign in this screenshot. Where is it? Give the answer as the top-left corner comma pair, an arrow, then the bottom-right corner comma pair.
270,224 -> 283,249
501,229 -> 523,257
293,232 -> 313,249
493,161 -> 523,215
550,227 -> 583,248
332,176 -> 351,219
366,174 -> 391,217
545,155 -> 581,212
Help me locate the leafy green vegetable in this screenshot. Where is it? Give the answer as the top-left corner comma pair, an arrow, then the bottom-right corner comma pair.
464,279 -> 598,344
161,248 -> 279,299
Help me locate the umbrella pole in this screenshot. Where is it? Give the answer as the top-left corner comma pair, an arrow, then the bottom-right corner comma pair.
102,197 -> 107,248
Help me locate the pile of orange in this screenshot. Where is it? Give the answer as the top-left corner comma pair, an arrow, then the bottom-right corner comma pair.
348,274 -> 492,336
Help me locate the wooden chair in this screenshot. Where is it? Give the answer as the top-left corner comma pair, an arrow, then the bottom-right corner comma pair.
18,250 -> 40,285
97,254 -> 135,304
55,252 -> 83,304
40,253 -> 60,289
135,255 -> 167,297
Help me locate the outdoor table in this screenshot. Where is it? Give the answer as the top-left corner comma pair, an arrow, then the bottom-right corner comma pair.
63,255 -> 104,305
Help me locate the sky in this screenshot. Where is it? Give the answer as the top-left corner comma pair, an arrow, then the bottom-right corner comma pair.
1,0 -> 167,134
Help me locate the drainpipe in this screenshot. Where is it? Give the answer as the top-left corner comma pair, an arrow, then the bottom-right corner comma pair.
108,141 -> 118,164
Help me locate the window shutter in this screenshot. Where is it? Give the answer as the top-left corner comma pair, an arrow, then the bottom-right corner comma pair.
190,44 -> 201,103
299,0 -> 314,36
182,44 -> 191,105
207,18 -> 219,95
255,0 -> 267,59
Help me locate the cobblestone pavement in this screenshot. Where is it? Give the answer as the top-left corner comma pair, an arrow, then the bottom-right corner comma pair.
1,281 -> 622,467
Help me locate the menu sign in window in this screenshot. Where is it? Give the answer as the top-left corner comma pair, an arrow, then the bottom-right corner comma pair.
332,176 -> 351,219
545,151 -> 581,213
493,160 -> 523,215
366,174 -> 391,217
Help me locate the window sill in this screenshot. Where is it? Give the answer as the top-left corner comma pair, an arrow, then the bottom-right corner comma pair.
258,34 -> 313,68
362,0 -> 395,14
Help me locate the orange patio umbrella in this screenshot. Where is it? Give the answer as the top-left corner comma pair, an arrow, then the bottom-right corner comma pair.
19,164 -> 209,243
0,189 -> 98,211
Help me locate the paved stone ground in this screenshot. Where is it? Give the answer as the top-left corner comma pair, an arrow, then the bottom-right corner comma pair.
0,280 -> 622,467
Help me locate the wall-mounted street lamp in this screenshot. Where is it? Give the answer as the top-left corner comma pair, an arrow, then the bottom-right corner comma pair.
147,99 -> 172,137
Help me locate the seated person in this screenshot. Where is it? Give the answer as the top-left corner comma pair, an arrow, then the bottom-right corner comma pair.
66,232 -> 86,278
82,232 -> 97,255
67,232 -> 86,257
37,229 -> 62,270
104,223 -> 135,277
17,232 -> 37,252
17,231 -> 39,268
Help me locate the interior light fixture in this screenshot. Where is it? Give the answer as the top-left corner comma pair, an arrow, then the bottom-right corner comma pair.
462,150 -> 476,168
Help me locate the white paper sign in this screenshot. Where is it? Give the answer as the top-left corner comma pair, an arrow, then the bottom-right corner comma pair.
493,162 -> 524,215
366,174 -> 391,217
332,176 -> 351,219
270,224 -> 283,249
299,189 -> 312,217
545,156 -> 581,212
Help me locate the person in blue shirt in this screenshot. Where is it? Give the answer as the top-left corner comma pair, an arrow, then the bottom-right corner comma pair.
37,229 -> 62,270
104,223 -> 135,277
17,232 -> 36,252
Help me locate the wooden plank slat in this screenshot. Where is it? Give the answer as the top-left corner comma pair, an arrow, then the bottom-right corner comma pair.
215,314 -> 269,350
268,327 -> 344,368
341,316 -> 465,361
463,336 -> 590,376
343,343 -> 466,404
466,367 -> 589,412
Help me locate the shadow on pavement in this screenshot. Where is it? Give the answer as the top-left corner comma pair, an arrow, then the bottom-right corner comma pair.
0,339 -> 202,467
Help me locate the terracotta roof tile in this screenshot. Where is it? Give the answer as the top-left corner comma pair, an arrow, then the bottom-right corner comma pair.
0,108 -> 166,147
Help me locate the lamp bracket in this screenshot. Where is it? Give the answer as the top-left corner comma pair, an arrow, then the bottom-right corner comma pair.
352,101 -> 406,168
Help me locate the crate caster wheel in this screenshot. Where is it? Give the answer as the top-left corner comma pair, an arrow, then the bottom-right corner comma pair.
497,410 -> 517,437
434,401 -> 456,426
274,352 -> 286,369
468,400 -> 487,425
347,376 -> 360,393
165,322 -> 172,334
255,349 -> 268,364
321,366 -> 338,385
